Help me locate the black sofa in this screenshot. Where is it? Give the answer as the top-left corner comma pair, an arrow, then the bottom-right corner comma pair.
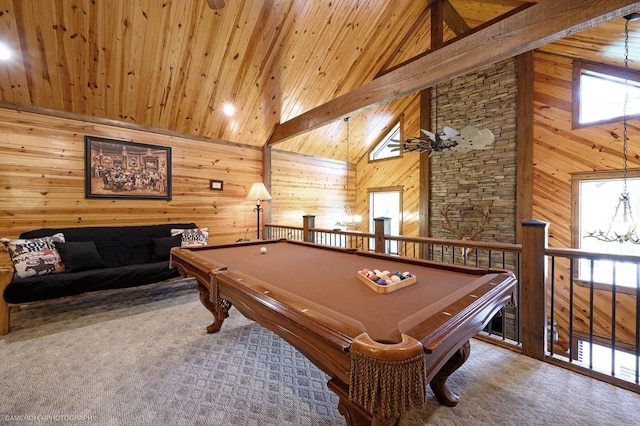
0,222 -> 198,334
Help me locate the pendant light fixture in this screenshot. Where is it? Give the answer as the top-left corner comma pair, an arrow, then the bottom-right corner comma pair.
336,117 -> 362,230
585,14 -> 640,244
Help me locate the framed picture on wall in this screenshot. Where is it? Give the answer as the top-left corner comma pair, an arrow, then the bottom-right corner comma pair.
85,136 -> 172,200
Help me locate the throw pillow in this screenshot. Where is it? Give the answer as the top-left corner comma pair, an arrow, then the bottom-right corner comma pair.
171,228 -> 209,247
151,235 -> 183,261
54,241 -> 106,273
0,233 -> 66,279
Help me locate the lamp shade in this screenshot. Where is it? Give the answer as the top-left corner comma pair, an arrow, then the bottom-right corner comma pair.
247,182 -> 272,201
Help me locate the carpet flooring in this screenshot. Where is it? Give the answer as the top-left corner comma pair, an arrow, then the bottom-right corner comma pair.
1,280 -> 638,426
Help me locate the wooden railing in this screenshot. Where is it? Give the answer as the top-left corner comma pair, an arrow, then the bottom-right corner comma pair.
265,216 -> 640,393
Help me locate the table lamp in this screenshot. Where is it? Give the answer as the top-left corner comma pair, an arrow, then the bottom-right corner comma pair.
247,182 -> 272,239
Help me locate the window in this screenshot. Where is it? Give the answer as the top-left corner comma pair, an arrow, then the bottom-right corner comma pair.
576,338 -> 638,382
369,122 -> 401,161
573,61 -> 640,127
369,189 -> 402,254
573,171 -> 640,290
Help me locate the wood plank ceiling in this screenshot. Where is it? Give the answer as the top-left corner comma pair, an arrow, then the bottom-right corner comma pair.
0,0 -> 636,162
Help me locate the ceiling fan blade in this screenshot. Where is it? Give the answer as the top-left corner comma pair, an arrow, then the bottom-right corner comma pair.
458,125 -> 481,138
449,127 -> 495,152
478,128 -> 495,144
420,129 -> 436,141
441,126 -> 460,137
206,0 -> 226,9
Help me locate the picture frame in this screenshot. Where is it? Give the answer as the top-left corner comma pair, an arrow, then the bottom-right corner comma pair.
85,136 -> 172,200
209,180 -> 224,191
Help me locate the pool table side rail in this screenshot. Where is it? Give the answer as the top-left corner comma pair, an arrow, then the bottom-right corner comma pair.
355,249 -> 510,276
415,273 -> 517,381
169,246 -> 229,284
195,238 -> 360,254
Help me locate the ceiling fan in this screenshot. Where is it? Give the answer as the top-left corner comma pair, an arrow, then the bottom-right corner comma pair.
389,125 -> 495,154
388,85 -> 495,155
206,0 -> 226,10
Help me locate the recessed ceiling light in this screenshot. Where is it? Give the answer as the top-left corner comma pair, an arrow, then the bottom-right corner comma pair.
223,103 -> 235,116
0,42 -> 11,61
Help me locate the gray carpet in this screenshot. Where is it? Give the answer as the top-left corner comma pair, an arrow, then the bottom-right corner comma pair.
1,280 -> 638,426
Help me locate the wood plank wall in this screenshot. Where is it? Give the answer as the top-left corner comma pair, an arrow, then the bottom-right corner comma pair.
0,108 -> 345,268
356,95 -> 422,238
270,149 -> 349,229
533,51 -> 639,350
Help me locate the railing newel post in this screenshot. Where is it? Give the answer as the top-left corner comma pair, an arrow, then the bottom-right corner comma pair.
374,217 -> 391,254
521,220 -> 549,360
303,215 -> 316,243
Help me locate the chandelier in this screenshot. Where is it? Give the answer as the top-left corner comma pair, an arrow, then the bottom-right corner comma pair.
585,14 -> 640,244
388,85 -> 494,154
336,204 -> 362,229
336,117 -> 362,230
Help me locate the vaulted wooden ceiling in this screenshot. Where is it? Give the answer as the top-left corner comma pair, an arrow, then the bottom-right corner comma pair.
0,0 -> 637,162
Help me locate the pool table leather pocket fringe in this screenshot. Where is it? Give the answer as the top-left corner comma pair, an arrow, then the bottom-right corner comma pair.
349,332 -> 426,420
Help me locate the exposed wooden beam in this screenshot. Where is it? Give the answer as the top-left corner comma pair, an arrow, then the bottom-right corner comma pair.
419,90 -> 431,240
442,0 -> 470,36
378,3 -> 533,80
267,0 -> 640,146
375,0 -> 467,80
419,0 -> 442,241
431,0 -> 444,49
516,51 -> 535,243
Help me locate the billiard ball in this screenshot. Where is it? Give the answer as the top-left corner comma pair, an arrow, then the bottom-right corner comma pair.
260,247 -> 267,254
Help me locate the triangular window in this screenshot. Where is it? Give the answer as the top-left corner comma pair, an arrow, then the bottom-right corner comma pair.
369,123 -> 400,161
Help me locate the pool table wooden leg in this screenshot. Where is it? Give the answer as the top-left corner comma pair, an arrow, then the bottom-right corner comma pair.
195,281 -> 231,333
327,378 -> 399,426
429,340 -> 471,407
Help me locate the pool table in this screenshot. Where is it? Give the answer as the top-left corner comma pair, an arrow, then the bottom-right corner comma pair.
170,239 -> 516,425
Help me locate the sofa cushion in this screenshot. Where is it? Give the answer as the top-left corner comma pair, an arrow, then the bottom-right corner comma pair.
19,223 -> 197,268
54,241 -> 106,273
3,261 -> 182,304
171,227 -> 209,246
1,233 -> 66,279
150,235 -> 182,261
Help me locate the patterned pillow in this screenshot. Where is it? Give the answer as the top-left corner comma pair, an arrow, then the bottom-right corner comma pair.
170,228 -> 209,247
1,233 -> 66,279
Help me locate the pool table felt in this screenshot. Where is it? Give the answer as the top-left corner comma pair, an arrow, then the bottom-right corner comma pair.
192,241 -> 501,343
